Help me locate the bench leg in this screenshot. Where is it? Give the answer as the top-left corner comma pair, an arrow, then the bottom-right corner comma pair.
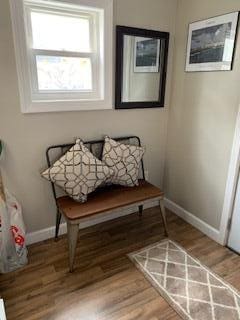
55,209 -> 62,240
67,222 -> 79,272
159,199 -> 168,237
138,205 -> 143,218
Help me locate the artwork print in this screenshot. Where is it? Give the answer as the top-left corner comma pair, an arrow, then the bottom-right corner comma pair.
185,12 -> 239,72
134,37 -> 160,72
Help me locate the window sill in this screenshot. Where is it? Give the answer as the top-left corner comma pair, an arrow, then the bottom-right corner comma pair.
21,99 -> 113,114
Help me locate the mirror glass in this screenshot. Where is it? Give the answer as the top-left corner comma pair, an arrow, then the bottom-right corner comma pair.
122,35 -> 163,102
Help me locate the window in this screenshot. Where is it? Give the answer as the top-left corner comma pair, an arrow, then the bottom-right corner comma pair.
9,0 -> 113,113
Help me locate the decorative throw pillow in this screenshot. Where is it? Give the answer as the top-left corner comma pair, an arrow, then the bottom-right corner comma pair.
102,136 -> 145,187
41,139 -> 114,202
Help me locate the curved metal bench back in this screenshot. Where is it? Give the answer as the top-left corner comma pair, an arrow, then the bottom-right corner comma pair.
46,136 -> 145,203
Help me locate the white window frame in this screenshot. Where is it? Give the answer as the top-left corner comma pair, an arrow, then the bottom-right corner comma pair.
9,0 -> 113,113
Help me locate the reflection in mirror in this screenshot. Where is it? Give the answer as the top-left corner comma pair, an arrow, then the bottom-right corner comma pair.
123,35 -> 163,102
115,26 -> 169,109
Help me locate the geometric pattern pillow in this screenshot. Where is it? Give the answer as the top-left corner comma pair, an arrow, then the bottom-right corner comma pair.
41,138 -> 114,203
102,136 -> 145,187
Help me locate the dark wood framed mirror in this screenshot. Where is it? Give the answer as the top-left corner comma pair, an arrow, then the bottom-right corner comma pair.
115,26 -> 169,109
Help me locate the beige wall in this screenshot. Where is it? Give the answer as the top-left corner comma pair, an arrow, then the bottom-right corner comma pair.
0,0 -> 177,232
165,0 -> 240,229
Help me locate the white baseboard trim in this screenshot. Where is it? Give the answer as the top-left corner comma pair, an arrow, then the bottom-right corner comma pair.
26,198 -> 222,245
164,198 -> 221,243
26,201 -> 159,245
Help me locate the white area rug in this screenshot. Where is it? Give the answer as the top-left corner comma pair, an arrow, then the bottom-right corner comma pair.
128,239 -> 240,320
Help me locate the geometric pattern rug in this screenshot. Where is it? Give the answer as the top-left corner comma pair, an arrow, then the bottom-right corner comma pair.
128,239 -> 240,320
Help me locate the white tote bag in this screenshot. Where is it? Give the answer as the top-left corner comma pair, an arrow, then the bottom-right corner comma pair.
0,182 -> 28,273
0,140 -> 28,273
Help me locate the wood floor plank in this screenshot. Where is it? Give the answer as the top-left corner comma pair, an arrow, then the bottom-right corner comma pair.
1,207 -> 240,320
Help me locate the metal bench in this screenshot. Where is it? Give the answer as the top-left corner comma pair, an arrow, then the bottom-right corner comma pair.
46,136 -> 168,272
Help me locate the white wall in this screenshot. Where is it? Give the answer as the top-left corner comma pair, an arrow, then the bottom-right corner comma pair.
165,0 -> 240,229
0,0 -> 177,233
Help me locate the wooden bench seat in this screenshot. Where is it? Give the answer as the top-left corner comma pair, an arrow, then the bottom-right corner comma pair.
57,180 -> 164,221
46,136 -> 168,272
57,180 -> 168,272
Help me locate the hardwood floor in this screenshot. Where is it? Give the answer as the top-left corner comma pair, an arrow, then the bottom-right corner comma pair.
1,207 -> 240,320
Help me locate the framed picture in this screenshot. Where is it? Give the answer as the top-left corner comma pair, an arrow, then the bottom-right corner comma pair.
134,37 -> 160,73
185,12 -> 239,72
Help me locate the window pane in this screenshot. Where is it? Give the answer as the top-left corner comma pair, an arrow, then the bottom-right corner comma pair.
31,11 -> 90,52
36,56 -> 92,91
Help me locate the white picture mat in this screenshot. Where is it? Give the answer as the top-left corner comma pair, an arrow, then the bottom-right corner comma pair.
185,12 -> 239,72
134,37 -> 160,73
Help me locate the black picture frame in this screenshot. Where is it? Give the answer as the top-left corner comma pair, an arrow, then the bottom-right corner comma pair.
185,12 -> 239,72
115,26 -> 169,110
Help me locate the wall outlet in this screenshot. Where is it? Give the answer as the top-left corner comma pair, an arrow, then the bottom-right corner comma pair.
144,170 -> 149,180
